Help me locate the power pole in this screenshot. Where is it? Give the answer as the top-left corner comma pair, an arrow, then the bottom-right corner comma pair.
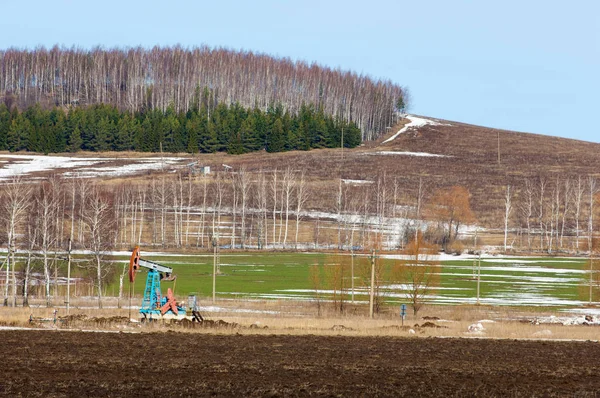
341,127 -> 344,161
369,250 -> 376,318
590,254 -> 594,305
497,131 -> 501,164
66,239 -> 72,315
476,253 -> 481,305
212,238 -> 217,303
351,249 -> 355,303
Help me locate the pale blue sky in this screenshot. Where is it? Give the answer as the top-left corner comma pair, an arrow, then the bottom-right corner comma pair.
2,0 -> 598,142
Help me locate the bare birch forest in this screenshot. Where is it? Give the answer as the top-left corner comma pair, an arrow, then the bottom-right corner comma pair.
0,46 -> 406,141
1,167 -> 598,306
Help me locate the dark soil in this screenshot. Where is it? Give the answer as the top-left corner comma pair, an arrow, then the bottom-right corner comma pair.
1,330 -> 600,397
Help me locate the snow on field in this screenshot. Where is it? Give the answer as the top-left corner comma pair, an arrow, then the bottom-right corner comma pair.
0,154 -> 102,179
0,154 -> 184,179
341,179 -> 374,185
532,314 -> 600,326
64,158 -> 182,178
369,151 -> 449,157
382,115 -> 449,144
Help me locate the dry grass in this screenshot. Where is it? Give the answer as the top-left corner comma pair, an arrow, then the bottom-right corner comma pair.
2,298 -> 599,342
6,118 -> 600,238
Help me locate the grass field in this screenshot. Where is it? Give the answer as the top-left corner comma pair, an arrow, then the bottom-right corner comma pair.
98,252 -> 593,309
3,250 -> 593,310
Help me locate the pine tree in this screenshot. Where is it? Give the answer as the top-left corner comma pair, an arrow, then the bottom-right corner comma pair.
68,126 -> 83,152
7,115 -> 32,152
0,104 -> 12,150
267,118 -> 285,152
186,118 -> 199,154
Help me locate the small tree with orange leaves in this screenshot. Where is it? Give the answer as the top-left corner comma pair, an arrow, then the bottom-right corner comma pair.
393,232 -> 441,316
428,186 -> 475,252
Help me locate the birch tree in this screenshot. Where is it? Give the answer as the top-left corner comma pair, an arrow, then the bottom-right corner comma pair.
588,177 -> 597,253
574,176 -> 585,251
295,171 -> 309,249
282,167 -> 294,248
2,175 -> 31,307
520,178 -> 535,252
504,185 -> 512,253
84,187 -> 115,309
237,167 -> 251,249
35,178 -> 59,307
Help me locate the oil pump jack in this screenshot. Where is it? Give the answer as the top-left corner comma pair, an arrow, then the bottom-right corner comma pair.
128,246 -> 202,322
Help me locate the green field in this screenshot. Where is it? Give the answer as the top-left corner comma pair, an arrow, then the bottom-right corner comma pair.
103,252 -> 592,308
4,251 -> 593,308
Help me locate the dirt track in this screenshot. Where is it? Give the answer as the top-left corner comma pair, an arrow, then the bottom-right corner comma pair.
2,330 -> 600,397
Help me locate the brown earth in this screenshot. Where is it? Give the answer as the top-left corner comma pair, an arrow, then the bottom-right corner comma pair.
2,330 -> 600,397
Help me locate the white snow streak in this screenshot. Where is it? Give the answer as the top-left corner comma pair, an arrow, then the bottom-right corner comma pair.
382,115 -> 448,144
370,151 -> 449,157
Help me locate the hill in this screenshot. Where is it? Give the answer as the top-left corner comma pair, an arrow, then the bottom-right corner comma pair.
3,115 -> 599,255
0,46 -> 405,141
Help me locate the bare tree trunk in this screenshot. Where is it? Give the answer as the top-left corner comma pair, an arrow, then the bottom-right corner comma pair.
271,170 -> 278,248
560,177 -> 572,249
238,167 -> 250,249
538,176 -> 547,252
295,172 -> 309,250
522,179 -> 534,252
282,167 -> 293,248
197,177 -> 208,248
23,223 -> 36,307
3,176 -> 32,307
575,176 -> 584,252
137,186 -> 146,245
185,175 -> 194,247
588,177 -> 597,252
230,173 -> 238,249
504,185 -> 512,253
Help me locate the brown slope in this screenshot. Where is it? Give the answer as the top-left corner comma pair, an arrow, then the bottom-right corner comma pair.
216,117 -> 600,227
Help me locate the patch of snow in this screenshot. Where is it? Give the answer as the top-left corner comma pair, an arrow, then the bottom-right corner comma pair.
382,115 -> 449,144
0,154 -> 102,179
369,151 -> 449,158
536,314 -> 600,326
341,179 -> 374,185
467,322 -> 485,333
0,154 -> 186,180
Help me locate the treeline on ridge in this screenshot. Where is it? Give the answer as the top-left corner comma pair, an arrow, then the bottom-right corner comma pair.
0,46 -> 406,141
0,101 -> 361,154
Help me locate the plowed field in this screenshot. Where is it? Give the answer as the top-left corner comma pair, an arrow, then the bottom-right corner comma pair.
1,330 -> 600,397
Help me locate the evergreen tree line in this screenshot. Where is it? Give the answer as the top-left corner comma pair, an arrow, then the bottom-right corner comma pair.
0,101 -> 361,154
0,46 -> 406,140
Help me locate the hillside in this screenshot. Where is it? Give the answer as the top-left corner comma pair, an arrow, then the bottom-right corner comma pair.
210,116 -> 600,226
3,115 -> 600,253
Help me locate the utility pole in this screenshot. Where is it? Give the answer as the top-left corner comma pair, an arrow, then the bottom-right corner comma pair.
212,237 -> 217,303
476,253 -> 481,305
66,239 -> 72,315
497,131 -> 500,164
590,254 -> 594,305
351,249 -> 355,303
369,250 -> 376,318
341,127 -> 344,161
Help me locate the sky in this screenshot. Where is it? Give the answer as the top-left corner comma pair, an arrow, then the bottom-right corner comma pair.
2,0 -> 599,142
